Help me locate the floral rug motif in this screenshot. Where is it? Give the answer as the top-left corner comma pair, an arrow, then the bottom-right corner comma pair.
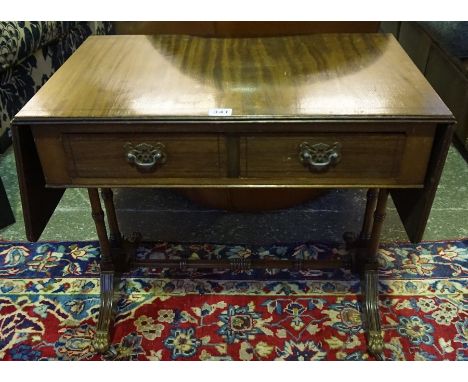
0,239 -> 467,361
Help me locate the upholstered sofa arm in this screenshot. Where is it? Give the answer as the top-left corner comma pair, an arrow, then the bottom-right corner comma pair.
0,22 -> 113,73
0,21 -> 113,153
0,22 -> 80,72
419,21 -> 468,59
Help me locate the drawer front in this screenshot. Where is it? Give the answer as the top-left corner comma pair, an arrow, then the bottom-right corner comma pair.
63,134 -> 227,178
240,133 -> 415,183
32,125 -> 435,187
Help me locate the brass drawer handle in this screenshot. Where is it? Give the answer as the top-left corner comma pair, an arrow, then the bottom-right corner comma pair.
299,142 -> 341,172
124,142 -> 167,171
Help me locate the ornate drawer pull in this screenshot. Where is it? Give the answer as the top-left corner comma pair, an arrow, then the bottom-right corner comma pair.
124,142 -> 167,171
298,142 -> 341,172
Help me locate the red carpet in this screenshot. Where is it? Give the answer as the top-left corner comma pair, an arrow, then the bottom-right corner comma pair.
0,240 -> 467,360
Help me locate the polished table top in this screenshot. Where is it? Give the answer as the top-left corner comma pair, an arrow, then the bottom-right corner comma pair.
16,34 -> 452,123
13,33 -> 455,245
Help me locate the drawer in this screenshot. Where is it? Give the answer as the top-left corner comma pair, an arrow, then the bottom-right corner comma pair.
62,133 -> 227,179
32,125 -> 435,187
239,132 -> 432,185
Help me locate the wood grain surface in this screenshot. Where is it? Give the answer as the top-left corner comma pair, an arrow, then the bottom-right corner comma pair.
31,124 -> 434,188
16,34 -> 452,122
241,134 -> 405,179
63,133 -> 227,178
113,21 -> 381,37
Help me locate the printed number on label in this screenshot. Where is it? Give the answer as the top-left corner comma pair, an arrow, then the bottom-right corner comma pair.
208,108 -> 232,116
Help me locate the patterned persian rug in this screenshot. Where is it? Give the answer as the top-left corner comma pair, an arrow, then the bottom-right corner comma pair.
0,239 -> 467,361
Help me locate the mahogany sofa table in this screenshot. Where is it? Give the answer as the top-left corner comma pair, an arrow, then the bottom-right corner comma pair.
12,34 -> 454,358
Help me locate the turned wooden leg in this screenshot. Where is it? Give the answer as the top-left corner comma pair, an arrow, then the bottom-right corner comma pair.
89,189 -> 112,265
344,189 -> 379,273
101,188 -> 121,244
355,189 -> 379,272
101,188 -> 140,273
362,188 -> 388,360
88,188 -> 114,353
360,189 -> 379,242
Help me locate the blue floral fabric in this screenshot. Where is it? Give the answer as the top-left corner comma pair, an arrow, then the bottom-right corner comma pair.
0,21 -> 113,151
0,22 -> 76,72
